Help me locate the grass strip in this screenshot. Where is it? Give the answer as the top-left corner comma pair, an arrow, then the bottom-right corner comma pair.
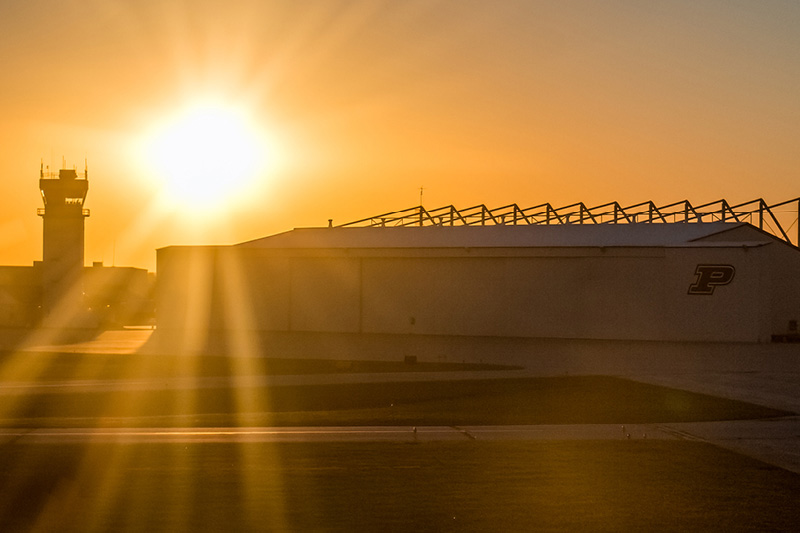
0,440 -> 798,531
0,376 -> 790,428
0,351 -> 514,382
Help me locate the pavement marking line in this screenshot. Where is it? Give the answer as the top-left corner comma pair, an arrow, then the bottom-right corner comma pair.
0,426 -> 464,443
18,428 -> 413,438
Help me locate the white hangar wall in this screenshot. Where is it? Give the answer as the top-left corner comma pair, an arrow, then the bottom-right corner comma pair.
761,241 -> 800,336
155,223 -> 800,355
662,246 -> 767,342
358,253 -> 667,340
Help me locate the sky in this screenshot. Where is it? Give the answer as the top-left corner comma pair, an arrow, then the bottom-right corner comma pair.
0,0 -> 798,271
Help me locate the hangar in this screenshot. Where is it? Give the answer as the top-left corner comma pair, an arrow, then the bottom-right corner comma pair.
153,199 -> 800,359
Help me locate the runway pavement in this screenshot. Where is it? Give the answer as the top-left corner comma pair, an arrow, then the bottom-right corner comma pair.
0,423 -> 676,444
18,327 -> 154,355
10,329 -> 800,473
2,418 -> 800,474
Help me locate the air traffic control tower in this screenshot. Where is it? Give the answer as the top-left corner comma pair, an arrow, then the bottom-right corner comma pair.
38,163 -> 90,319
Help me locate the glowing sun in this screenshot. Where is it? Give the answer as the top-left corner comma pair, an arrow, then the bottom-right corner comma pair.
143,101 -> 270,213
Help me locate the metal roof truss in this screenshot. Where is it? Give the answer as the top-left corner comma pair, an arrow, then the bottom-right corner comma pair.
338,198 -> 800,247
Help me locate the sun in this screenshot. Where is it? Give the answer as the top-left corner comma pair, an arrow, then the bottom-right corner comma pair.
142,100 -> 270,214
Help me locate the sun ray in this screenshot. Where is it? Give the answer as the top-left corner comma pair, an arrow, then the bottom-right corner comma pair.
218,248 -> 289,529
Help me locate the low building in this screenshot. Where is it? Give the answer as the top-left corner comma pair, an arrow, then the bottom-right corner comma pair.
84,262 -> 155,328
0,266 -> 42,328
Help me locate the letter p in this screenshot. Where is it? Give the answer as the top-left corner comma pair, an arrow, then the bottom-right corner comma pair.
688,264 -> 736,295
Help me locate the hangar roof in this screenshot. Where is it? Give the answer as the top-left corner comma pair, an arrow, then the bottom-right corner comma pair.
237,222 -> 775,249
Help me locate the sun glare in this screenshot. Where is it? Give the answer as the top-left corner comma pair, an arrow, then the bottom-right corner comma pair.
143,101 -> 270,214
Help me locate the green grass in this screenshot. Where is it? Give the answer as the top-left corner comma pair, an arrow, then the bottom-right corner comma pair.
0,440 -> 798,532
0,376 -> 789,428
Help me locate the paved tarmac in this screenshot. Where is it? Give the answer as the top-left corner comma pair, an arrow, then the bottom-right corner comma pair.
19,327 -> 154,355
0,424 -> 676,444
11,330 -> 800,473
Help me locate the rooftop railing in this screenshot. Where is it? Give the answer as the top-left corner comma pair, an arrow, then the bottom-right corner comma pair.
338,198 -> 800,247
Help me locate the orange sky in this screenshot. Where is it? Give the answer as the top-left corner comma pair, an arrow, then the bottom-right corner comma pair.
1,1 -> 799,271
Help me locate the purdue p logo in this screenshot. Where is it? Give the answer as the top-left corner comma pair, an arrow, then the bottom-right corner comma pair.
688,264 -> 735,295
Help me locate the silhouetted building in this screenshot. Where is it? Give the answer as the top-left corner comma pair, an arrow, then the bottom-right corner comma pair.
153,200 -> 800,360
0,163 -> 154,337
84,262 -> 154,328
0,266 -> 41,327
38,165 -> 90,321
